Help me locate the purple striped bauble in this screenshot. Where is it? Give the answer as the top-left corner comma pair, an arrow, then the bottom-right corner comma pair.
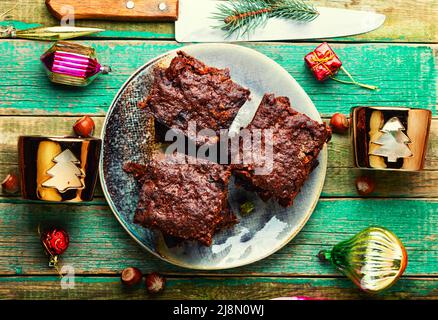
41,41 -> 111,86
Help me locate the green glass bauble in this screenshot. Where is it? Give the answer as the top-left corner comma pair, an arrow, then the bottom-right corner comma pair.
319,226 -> 408,293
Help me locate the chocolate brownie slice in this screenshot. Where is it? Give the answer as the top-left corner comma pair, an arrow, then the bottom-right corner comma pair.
144,51 -> 251,145
232,94 -> 331,207
124,154 -> 236,246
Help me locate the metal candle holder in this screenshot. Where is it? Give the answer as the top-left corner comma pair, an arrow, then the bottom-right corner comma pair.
351,106 -> 431,171
18,136 -> 102,202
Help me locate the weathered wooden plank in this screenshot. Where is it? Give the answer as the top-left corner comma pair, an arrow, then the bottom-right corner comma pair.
322,168 -> 438,198
3,163 -> 438,198
328,118 -> 438,170
0,198 -> 435,276
0,276 -> 436,300
1,0 -> 437,42
0,41 -> 436,116
1,116 -> 437,197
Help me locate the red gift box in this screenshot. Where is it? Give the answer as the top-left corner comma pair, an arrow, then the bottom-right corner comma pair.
305,42 -> 342,82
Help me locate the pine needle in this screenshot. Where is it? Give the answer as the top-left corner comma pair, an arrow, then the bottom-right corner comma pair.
213,0 -> 319,38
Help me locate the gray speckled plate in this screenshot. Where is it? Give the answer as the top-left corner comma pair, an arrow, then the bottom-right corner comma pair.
100,44 -> 327,270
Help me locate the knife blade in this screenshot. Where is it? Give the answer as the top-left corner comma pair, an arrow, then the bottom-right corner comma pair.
175,0 -> 386,42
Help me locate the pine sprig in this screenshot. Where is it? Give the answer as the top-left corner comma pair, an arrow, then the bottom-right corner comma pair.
213,0 -> 319,38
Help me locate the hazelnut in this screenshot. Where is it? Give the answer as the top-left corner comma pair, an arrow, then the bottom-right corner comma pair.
1,173 -> 20,194
355,176 -> 376,196
145,272 -> 165,294
330,113 -> 350,133
73,116 -> 95,137
121,267 -> 143,287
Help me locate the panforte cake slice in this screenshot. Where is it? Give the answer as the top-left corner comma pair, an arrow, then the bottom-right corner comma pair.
144,51 -> 251,145
124,154 -> 236,246
232,93 -> 331,207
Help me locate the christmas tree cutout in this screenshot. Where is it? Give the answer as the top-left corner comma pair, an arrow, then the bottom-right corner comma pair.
370,117 -> 413,162
42,149 -> 85,193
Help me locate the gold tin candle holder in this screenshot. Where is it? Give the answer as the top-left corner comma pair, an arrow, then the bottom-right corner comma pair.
351,107 -> 432,171
18,136 -> 101,202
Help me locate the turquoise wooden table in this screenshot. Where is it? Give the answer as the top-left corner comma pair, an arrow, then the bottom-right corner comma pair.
0,0 -> 437,300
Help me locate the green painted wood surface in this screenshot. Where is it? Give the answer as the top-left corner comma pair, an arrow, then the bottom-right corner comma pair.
0,198 -> 435,276
1,0 -> 437,42
1,1 -> 437,300
0,41 -> 436,116
0,116 -> 437,198
0,276 -> 436,300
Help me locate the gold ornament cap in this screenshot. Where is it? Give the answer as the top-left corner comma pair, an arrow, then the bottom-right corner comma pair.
351,107 -> 431,171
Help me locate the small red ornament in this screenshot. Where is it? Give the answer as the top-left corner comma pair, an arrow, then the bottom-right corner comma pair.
40,227 -> 69,267
305,42 -> 342,82
305,42 -> 377,90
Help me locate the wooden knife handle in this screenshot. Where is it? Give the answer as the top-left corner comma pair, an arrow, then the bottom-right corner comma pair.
46,0 -> 179,22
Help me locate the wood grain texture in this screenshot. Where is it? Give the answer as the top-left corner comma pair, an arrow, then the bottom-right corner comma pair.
0,41 -> 436,116
0,198 -> 435,276
1,0 -> 437,42
0,276 -> 436,300
45,0 -> 179,22
1,116 -> 437,198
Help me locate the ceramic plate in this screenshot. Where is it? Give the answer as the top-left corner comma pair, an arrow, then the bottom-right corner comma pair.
100,44 -> 327,270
